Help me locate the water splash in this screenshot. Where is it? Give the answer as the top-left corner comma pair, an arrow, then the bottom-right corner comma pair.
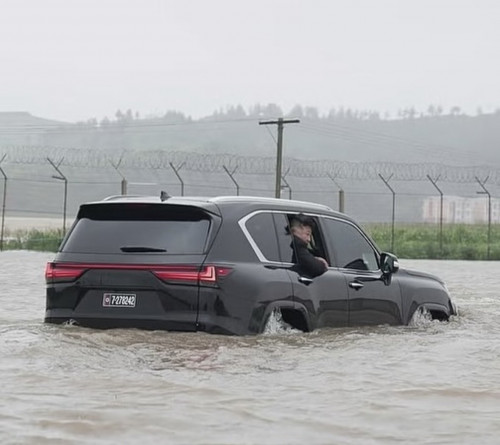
409,306 -> 434,327
263,308 -> 301,335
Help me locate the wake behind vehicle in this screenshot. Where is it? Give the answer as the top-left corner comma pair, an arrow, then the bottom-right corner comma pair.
45,194 -> 457,335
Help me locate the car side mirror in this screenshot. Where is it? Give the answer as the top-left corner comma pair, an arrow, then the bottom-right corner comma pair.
380,252 -> 399,275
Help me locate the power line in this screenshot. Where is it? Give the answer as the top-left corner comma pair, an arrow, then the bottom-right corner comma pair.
0,117 -> 263,134
297,120 -> 482,165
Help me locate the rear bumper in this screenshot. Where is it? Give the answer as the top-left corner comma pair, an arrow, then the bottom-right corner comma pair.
44,309 -> 197,332
44,311 -> 252,335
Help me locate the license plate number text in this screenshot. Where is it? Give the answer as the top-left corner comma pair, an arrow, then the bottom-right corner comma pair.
102,293 -> 136,308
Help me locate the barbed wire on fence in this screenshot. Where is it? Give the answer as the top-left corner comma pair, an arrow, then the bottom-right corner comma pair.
1,145 -> 500,184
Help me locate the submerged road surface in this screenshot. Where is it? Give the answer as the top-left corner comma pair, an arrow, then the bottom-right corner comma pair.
1,251 -> 499,444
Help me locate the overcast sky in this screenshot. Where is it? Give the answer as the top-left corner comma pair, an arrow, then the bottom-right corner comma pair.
1,0 -> 499,123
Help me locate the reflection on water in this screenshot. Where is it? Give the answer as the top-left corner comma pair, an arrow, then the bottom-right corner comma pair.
1,252 -> 500,444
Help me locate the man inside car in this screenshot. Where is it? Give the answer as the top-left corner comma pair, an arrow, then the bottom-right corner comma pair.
289,215 -> 328,278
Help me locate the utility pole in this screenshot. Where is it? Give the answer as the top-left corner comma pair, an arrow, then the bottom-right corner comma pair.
259,117 -> 300,198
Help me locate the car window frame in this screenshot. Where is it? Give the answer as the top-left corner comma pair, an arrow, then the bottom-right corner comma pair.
239,210 -> 331,266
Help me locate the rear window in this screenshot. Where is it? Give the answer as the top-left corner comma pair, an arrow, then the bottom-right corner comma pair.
61,203 -> 212,254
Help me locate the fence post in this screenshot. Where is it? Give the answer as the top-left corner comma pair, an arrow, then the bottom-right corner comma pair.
327,173 -> 344,212
475,176 -> 491,260
426,174 -> 444,257
281,174 -> 292,199
109,158 -> 127,195
378,173 -> 396,252
169,162 -> 185,196
222,165 -> 240,196
0,154 -> 7,251
47,157 -> 68,234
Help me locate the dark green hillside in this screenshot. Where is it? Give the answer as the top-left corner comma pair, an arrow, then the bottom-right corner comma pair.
24,106 -> 500,166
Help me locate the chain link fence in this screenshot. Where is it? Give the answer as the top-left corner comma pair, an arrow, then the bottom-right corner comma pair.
1,146 -> 499,255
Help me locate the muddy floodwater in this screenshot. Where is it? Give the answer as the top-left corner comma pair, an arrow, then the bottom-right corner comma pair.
1,251 -> 499,445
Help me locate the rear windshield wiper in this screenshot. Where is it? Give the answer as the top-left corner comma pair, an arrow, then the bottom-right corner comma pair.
120,246 -> 167,253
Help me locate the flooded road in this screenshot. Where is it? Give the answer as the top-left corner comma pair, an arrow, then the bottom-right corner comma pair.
1,251 -> 499,444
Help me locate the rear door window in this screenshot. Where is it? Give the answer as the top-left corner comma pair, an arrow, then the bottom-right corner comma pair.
61,203 -> 212,254
244,212 -> 281,262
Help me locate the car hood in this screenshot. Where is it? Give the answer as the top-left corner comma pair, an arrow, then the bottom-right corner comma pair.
399,267 -> 445,285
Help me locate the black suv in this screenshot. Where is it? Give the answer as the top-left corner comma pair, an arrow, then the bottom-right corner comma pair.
45,195 -> 457,335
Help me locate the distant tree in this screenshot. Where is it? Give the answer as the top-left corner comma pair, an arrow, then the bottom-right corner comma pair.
450,106 -> 461,116
163,110 -> 187,122
263,103 -> 283,117
100,116 -> 111,127
76,117 -> 98,127
327,108 -> 337,120
287,104 -> 304,118
248,103 -> 264,117
221,105 -> 246,118
304,106 -> 319,119
407,107 -> 417,119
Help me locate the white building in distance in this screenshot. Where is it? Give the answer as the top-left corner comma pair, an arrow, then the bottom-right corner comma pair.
423,196 -> 500,224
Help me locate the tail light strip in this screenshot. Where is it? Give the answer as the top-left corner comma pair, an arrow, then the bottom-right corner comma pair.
45,262 -> 232,285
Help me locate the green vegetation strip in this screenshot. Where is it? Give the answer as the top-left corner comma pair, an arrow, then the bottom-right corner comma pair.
1,224 -> 500,260
1,228 -> 65,253
364,223 -> 500,260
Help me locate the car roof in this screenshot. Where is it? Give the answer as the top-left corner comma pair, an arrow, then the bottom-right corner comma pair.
84,194 -> 347,220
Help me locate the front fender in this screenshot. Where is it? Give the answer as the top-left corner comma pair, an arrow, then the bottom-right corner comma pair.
398,269 -> 455,324
405,295 -> 453,324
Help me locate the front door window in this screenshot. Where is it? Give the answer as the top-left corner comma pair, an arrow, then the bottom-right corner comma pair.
322,218 -> 378,270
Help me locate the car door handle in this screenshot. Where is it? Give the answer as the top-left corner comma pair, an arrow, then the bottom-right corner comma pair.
349,281 -> 364,290
298,276 -> 314,285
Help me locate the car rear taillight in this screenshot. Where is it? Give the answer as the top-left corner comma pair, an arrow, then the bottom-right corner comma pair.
152,265 -> 232,286
45,262 -> 87,283
45,262 -> 232,286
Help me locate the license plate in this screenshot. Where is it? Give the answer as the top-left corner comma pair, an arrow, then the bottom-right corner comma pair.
102,293 -> 136,308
